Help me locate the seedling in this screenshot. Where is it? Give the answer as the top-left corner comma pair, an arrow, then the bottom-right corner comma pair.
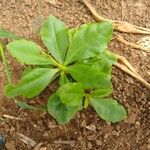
3,16 -> 127,124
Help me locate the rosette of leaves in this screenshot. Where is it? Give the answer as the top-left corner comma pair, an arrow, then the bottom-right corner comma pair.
4,16 -> 127,124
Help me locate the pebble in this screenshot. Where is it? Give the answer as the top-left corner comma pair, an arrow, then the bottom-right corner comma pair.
147,144 -> 150,149
104,133 -> 109,139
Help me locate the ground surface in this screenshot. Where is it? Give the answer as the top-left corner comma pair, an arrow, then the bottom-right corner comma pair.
0,0 -> 150,149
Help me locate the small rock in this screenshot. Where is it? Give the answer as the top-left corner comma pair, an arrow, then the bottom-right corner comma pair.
87,142 -> 92,149
96,140 -> 103,146
135,121 -> 140,126
104,133 -> 109,139
147,144 -> 150,149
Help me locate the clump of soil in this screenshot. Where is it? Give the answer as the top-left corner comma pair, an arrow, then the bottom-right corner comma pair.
0,0 -> 150,149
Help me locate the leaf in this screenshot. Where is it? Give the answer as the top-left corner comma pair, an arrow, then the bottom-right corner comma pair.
68,28 -> 77,40
15,100 -> 35,110
57,83 -> 84,106
65,21 -> 113,65
40,16 -> 69,63
80,50 -> 117,76
59,72 -> 69,86
68,64 -> 112,89
103,50 -> 117,65
91,88 -> 112,98
84,97 -> 89,108
5,67 -> 58,98
0,28 -> 20,39
91,98 -> 127,123
7,40 -> 55,65
94,51 -> 117,74
15,100 -> 47,111
47,94 -> 81,124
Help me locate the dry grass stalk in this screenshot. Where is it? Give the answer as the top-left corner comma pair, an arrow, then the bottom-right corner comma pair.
81,0 -> 150,34
54,140 -> 75,145
116,35 -> 150,52
115,63 -> 150,89
3,114 -> 23,121
16,132 -> 36,147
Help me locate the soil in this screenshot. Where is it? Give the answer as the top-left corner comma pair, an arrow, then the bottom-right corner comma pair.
0,0 -> 150,150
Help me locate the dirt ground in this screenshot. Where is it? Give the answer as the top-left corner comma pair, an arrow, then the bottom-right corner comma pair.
0,0 -> 150,149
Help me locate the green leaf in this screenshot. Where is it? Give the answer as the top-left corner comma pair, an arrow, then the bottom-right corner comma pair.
94,51 -> 117,74
91,88 -> 112,98
47,94 -> 81,124
84,97 -> 89,108
57,83 -> 84,106
80,51 -> 117,76
68,64 -> 112,89
5,67 -> 58,98
68,28 -> 77,40
65,21 -> 113,65
15,100 -> 47,111
0,28 -> 20,39
91,98 -> 127,123
7,40 -> 55,65
40,16 -> 69,63
59,72 -> 69,86
15,100 -> 35,110
103,50 -> 117,65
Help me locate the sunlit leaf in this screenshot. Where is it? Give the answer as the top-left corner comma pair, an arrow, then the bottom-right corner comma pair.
7,40 -> 55,65
68,64 -> 112,89
5,68 -> 58,98
91,98 -> 127,123
40,16 -> 69,63
65,22 -> 113,64
47,94 -> 81,124
57,82 -> 84,106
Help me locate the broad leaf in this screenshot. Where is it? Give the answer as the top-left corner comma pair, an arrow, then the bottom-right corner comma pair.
0,28 -> 20,39
68,28 -> 77,40
59,72 -> 69,86
91,88 -> 112,98
68,64 -> 112,89
7,40 -> 54,65
57,83 -> 84,106
94,51 -> 117,74
5,67 -> 58,98
91,98 -> 127,123
40,16 -> 69,63
47,94 -> 81,124
65,22 -> 113,65
81,51 -> 117,76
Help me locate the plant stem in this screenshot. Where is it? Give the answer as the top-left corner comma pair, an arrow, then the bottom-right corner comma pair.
48,55 -> 67,71
0,43 -> 12,84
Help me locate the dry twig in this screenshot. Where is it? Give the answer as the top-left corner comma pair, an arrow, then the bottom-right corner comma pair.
81,0 -> 150,34
54,140 -> 75,145
113,53 -> 137,74
16,133 -> 36,147
116,35 -> 150,52
115,63 -> 150,89
3,114 -> 23,121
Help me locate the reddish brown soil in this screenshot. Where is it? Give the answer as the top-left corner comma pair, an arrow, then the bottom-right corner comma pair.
0,0 -> 150,150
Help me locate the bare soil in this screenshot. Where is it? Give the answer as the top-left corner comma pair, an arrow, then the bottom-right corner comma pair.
0,0 -> 150,150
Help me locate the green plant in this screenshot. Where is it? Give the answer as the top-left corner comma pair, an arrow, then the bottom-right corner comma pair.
3,16 -> 127,124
